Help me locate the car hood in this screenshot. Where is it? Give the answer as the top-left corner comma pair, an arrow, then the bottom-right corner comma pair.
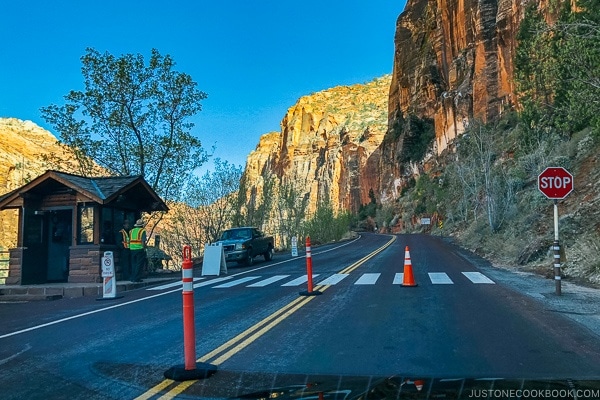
92,363 -> 600,399
230,376 -> 600,399
215,238 -> 248,245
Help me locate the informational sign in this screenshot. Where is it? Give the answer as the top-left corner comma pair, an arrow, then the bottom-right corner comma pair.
101,251 -> 114,277
101,251 -> 116,299
291,236 -> 298,257
420,218 -> 431,225
202,243 -> 227,276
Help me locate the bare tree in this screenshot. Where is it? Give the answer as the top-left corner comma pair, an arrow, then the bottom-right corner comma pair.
453,121 -> 517,232
159,159 -> 242,263
233,171 -> 276,230
273,180 -> 309,248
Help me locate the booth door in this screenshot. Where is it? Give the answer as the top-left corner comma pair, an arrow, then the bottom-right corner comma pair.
21,208 -> 48,284
21,209 -> 72,284
46,210 -> 72,282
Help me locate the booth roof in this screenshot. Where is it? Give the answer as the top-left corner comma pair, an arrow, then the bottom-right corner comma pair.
0,170 -> 168,212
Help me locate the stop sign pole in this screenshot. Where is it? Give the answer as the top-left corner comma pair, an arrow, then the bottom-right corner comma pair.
538,167 -> 574,296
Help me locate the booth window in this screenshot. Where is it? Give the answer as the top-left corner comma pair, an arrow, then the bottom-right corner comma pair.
78,205 -> 95,244
115,210 -> 136,235
101,207 -> 115,244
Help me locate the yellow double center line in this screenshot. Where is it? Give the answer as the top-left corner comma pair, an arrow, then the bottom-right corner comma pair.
137,234 -> 396,400
340,235 -> 396,274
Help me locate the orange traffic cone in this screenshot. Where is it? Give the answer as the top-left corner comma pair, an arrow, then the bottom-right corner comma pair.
402,246 -> 418,287
414,379 -> 425,391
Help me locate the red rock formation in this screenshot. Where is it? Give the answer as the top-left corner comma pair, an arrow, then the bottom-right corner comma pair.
243,0 -> 560,216
243,76 -> 391,215
0,118 -> 85,250
380,0 -> 547,200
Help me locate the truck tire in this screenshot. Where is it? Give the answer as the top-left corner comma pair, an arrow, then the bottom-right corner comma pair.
264,247 -> 273,261
244,250 -> 254,266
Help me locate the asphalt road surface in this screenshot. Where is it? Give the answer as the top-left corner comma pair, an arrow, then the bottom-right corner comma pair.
1,233 -> 600,399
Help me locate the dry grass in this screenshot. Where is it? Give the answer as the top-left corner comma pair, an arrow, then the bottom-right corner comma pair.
563,232 -> 600,284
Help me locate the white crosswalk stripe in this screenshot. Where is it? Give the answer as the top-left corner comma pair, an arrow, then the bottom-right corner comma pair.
354,273 -> 381,285
247,275 -> 291,287
428,272 -> 454,284
393,273 -> 404,285
462,271 -> 495,284
148,271 -> 495,290
194,276 -> 232,288
147,277 -> 204,291
213,276 -> 261,288
281,274 -> 320,287
317,273 -> 349,285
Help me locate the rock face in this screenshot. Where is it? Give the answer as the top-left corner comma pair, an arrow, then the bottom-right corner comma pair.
0,118 -> 65,193
379,0 -> 535,198
387,0 -> 525,155
243,76 -> 391,214
243,0 -> 546,213
0,118 -> 74,248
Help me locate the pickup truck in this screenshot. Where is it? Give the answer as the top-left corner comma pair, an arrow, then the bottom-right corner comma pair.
215,227 -> 274,266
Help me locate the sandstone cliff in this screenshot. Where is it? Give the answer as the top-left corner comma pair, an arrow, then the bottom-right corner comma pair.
0,118 -> 66,193
243,0 -> 551,216
386,0 -> 527,155
243,75 -> 391,215
378,0 -> 529,200
0,118 -> 74,248
380,0 -> 561,197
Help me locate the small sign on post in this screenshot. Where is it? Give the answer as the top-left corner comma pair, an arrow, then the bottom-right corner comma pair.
291,236 -> 298,257
98,251 -> 122,300
538,167 -> 574,296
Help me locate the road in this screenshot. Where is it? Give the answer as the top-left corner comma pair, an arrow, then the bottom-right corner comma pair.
1,233 -> 600,399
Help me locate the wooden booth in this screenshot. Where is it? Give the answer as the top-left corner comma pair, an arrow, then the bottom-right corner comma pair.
0,170 -> 168,285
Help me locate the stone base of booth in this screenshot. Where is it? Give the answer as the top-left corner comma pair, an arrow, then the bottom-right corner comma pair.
0,277 -> 176,301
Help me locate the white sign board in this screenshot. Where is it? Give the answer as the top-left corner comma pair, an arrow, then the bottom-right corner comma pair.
202,243 -> 227,276
420,218 -> 431,225
101,251 -> 114,277
291,236 -> 298,257
101,251 -> 116,299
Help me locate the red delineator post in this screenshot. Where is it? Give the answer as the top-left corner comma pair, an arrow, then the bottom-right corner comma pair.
300,236 -> 322,296
181,246 -> 196,370
306,237 -> 314,291
164,246 -> 217,381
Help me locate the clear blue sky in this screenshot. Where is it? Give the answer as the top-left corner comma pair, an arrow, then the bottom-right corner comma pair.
0,1 -> 406,171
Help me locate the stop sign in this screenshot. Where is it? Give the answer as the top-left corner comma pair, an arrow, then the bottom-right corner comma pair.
538,167 -> 573,199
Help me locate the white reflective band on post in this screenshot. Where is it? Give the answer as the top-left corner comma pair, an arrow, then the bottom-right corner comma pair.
554,263 -> 561,268
554,254 -> 561,259
553,246 -> 560,251
182,282 -> 193,292
555,276 -> 562,280
182,269 -> 193,279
